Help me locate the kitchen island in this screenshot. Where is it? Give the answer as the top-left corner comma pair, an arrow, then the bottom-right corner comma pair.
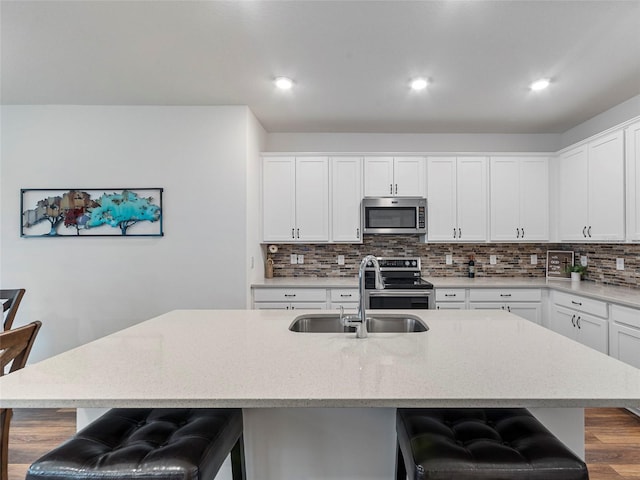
1,309 -> 640,480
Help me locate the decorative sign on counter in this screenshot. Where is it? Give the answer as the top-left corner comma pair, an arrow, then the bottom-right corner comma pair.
546,250 -> 574,279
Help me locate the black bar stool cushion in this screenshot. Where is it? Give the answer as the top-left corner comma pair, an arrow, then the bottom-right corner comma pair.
397,408 -> 589,480
27,408 -> 243,480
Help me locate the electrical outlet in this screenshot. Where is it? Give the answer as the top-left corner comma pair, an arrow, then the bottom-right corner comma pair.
490,255 -> 497,265
530,254 -> 537,265
616,258 -> 624,270
337,255 -> 345,265
581,256 -> 588,267
297,254 -> 304,264
445,254 -> 453,265
290,254 -> 297,264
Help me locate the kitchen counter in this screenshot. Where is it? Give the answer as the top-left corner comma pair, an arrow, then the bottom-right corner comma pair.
252,276 -> 640,309
2,308 -> 638,479
2,308 -> 639,409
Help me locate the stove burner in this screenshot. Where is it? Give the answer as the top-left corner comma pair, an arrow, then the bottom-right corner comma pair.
364,257 -> 433,290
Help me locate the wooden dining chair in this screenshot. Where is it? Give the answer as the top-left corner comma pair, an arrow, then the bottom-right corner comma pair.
0,320 -> 42,480
1,289 -> 26,331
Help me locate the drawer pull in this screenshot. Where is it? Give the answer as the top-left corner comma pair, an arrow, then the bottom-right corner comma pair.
284,294 -> 296,298
576,316 -> 582,329
445,294 -> 457,297
571,314 -> 576,327
571,300 -> 582,306
340,294 -> 352,297
500,294 -> 512,297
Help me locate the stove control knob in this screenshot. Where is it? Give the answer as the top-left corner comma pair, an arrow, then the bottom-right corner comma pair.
412,260 -> 417,267
405,260 -> 410,266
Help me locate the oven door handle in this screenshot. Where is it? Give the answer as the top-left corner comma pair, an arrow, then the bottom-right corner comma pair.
367,290 -> 431,298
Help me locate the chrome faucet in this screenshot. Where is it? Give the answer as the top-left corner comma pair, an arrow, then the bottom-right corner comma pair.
342,255 -> 384,338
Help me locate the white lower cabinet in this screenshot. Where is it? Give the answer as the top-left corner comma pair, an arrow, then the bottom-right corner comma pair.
252,287 -> 360,310
435,288 -> 467,310
329,288 -> 360,311
468,288 -> 542,324
549,292 -> 608,354
253,288 -> 328,310
609,304 -> 640,369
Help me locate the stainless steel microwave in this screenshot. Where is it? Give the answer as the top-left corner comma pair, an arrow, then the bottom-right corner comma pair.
362,197 -> 427,235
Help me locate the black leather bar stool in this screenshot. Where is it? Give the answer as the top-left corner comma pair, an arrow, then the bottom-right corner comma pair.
27,408 -> 246,480
396,408 -> 589,480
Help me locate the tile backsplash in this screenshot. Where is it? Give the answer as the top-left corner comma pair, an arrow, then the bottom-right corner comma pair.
265,236 -> 640,288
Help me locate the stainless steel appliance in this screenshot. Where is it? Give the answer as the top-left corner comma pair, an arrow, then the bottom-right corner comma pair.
361,197 -> 427,235
364,257 -> 433,309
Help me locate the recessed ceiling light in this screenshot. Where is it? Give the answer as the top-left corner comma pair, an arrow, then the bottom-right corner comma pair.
530,78 -> 550,91
410,78 -> 428,91
275,77 -> 293,90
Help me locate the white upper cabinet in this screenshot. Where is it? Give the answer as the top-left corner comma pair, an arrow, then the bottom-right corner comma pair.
364,156 -> 425,197
331,156 -> 363,243
427,156 -> 488,242
626,120 -> 640,241
559,130 -> 625,241
262,157 -> 296,242
490,157 -> 548,241
262,156 -> 329,242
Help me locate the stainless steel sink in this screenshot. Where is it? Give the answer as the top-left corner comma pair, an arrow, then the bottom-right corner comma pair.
289,313 -> 428,333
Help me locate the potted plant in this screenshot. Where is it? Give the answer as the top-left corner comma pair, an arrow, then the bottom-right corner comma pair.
566,264 -> 587,282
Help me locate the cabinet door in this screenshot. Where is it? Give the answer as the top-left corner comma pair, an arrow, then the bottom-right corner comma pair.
289,302 -> 327,310
254,302 -> 291,310
456,157 -> 488,241
469,302 -> 505,312
295,157 -> 329,242
519,157 -> 548,241
558,146 -> 589,241
331,157 -> 362,242
507,302 -> 542,325
436,303 -> 466,310
549,306 -> 578,341
575,313 -> 608,354
394,157 -> 426,197
588,130 -> 624,241
427,157 -> 457,241
263,157 -> 296,242
610,322 -> 640,369
490,157 -> 520,241
626,120 -> 640,241
364,157 -> 394,197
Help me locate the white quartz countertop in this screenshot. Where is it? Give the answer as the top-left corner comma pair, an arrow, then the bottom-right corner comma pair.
1,309 -> 639,409
252,277 -> 640,309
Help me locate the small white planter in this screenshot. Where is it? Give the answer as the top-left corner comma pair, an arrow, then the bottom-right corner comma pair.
571,272 -> 581,282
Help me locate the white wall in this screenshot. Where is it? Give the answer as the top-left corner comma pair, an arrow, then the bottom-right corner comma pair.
560,94 -> 640,148
265,132 -> 560,153
245,110 -> 268,305
0,105 -> 255,361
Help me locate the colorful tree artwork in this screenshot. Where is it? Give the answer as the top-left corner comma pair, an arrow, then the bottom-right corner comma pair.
21,188 -> 163,237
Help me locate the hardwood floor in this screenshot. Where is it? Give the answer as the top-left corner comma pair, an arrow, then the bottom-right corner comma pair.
6,407 -> 640,480
586,408 -> 640,479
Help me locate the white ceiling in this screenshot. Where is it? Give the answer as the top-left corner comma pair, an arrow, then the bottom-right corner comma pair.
2,0 -> 639,134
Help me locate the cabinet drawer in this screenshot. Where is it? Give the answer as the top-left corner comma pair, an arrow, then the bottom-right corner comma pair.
330,289 -> 359,302
611,304 -> 640,329
253,288 -> 327,302
468,288 -> 541,302
553,291 -> 608,318
435,289 -> 466,302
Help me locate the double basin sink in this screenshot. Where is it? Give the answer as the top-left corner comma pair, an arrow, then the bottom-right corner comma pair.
289,313 -> 428,333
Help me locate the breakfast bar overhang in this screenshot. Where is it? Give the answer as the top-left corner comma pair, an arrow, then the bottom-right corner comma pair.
2,309 -> 640,480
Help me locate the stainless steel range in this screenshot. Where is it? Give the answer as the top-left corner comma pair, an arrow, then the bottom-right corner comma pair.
364,257 -> 434,309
